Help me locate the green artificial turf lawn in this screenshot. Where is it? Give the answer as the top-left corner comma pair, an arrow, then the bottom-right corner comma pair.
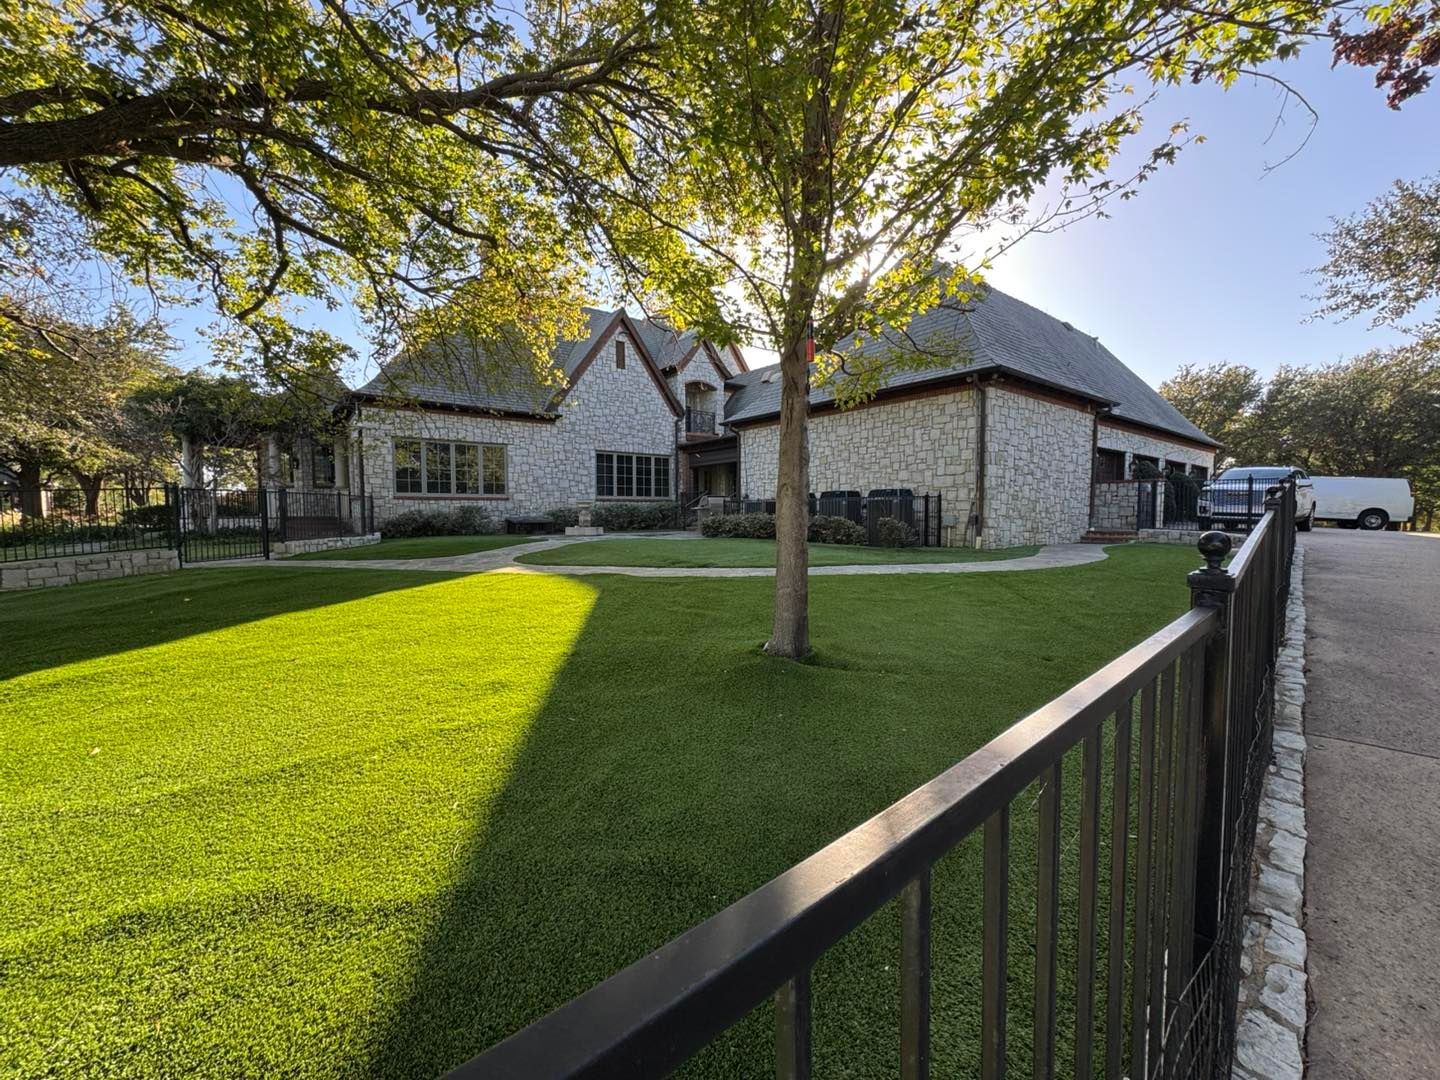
1,545 -> 1196,1078
516,536 -> 1041,567
288,534 -> 542,561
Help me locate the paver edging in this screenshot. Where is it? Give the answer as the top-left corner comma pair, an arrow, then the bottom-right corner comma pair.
1232,542 -> 1309,1080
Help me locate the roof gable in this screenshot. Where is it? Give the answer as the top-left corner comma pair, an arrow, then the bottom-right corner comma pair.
353,306 -> 685,418
723,285 -> 1218,447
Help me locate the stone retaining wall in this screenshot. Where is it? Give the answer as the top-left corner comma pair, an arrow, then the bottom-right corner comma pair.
1138,527 -> 1247,546
0,547 -> 179,591
1232,543 -> 1309,1080
271,533 -> 381,558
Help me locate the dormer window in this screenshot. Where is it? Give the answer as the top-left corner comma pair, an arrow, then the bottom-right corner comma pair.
615,339 -> 626,369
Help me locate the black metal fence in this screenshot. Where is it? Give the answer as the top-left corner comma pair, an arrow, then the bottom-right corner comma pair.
2,485 -> 374,566
721,492 -> 945,547
0,487 -> 175,563
176,486 -> 270,562
274,488 -> 375,541
1140,476 -> 1264,533
176,486 -> 376,562
455,484 -> 1298,1080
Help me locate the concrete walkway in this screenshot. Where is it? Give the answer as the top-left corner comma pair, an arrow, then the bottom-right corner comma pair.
1301,530 -> 1440,1080
201,533 -> 1111,577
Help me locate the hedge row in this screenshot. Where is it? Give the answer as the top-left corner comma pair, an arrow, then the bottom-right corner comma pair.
699,513 -> 873,545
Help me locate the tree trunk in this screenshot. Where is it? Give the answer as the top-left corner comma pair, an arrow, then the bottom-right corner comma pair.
767,337 -> 812,657
16,461 -> 44,519
72,470 -> 104,518
180,433 -> 203,488
764,3 -> 838,659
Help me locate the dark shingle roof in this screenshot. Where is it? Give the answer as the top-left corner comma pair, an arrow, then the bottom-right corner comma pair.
353,307 -> 698,416
724,286 -> 1218,447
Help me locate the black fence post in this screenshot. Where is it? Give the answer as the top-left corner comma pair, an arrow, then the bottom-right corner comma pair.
259,485 -> 271,559
277,488 -> 289,542
167,483 -> 184,564
1187,531 -> 1236,962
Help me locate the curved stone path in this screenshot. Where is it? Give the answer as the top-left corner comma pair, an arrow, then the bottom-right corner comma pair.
203,532 -> 1112,578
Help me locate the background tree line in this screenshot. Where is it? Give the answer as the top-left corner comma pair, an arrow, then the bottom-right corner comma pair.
1160,350 -> 1440,530
1,306 -> 335,517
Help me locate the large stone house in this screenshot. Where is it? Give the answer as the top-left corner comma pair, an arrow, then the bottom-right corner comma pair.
293,287 -> 1216,548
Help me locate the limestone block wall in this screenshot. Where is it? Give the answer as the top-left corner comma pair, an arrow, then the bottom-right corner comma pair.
271,533 -> 382,558
982,388 -> 1095,548
1092,480 -> 1142,532
1098,423 -> 1215,475
737,386 -> 980,546
0,547 -> 179,591
353,322 -> 680,524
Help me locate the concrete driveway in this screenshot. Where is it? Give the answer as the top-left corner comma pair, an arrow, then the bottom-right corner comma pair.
1301,529 -> 1440,1080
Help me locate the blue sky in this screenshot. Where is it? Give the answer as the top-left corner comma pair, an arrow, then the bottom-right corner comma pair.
164,46 -> 1439,390
984,49 -> 1439,387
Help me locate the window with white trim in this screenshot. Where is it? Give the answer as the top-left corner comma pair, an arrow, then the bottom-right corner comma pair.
596,452 -> 670,498
395,438 -> 506,496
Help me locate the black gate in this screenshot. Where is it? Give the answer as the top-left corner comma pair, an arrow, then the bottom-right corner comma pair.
174,486 -> 271,563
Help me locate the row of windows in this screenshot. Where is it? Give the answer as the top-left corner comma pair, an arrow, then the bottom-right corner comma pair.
1095,449 -> 1209,483
395,439 -> 507,496
393,442 -> 672,499
596,452 -> 670,499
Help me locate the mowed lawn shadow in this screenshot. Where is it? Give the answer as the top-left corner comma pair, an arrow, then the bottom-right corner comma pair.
0,566 -> 453,682
367,550 -> 1194,1077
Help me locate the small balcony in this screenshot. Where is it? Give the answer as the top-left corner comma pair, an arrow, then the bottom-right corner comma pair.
684,407 -> 717,435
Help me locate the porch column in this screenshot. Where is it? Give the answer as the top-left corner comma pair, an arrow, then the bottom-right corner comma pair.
335,435 -> 351,491
264,434 -> 283,488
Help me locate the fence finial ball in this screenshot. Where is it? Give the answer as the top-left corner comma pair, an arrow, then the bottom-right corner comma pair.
1198,530 -> 1232,570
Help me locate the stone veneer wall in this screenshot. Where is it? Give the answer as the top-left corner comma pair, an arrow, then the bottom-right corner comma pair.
982,387 -> 1095,548
271,533 -> 382,558
0,547 -> 179,591
1097,422 -> 1215,474
353,322 -> 680,524
1091,480 -> 1142,532
1137,526 -> 1247,546
737,385 -> 980,546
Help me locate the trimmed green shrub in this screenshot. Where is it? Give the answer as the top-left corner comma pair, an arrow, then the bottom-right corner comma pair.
807,515 -> 865,545
874,516 -> 918,547
590,502 -> 681,531
121,504 -> 172,529
381,507 -> 498,538
700,512 -> 777,539
546,506 -> 580,528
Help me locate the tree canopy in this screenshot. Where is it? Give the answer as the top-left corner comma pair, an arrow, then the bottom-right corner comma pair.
0,306 -> 174,489
1314,172 -> 1440,340
0,0 -> 719,383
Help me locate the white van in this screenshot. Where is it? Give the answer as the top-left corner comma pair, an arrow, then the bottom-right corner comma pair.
1310,476 -> 1414,531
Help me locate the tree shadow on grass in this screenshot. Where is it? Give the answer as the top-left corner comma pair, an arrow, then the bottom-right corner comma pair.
0,566 -> 456,682
361,566 -> 1156,1079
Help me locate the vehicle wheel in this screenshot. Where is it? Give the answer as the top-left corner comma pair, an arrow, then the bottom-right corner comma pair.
1297,512 -> 1313,532
1358,509 -> 1389,531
